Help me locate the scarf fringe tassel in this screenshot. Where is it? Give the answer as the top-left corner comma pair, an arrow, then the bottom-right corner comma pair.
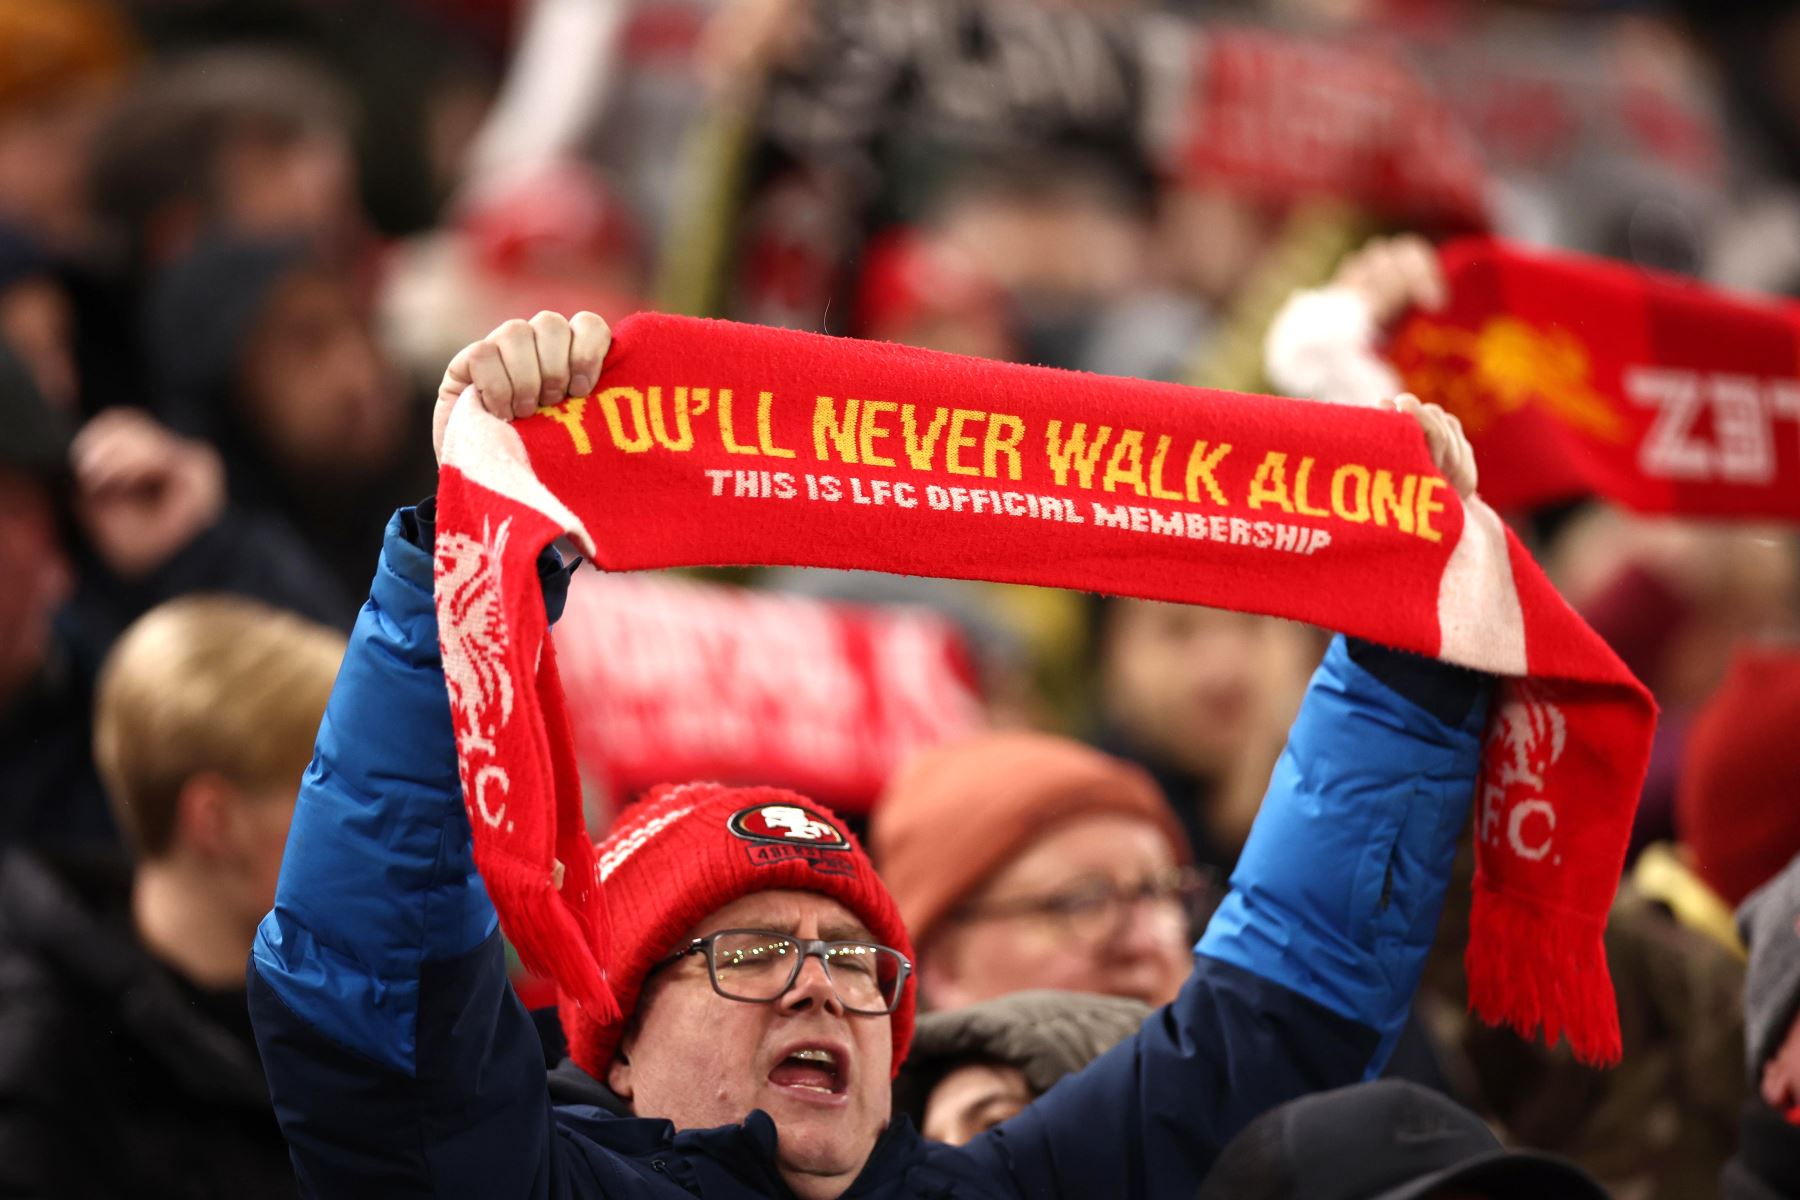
480,851 -> 622,1024
1465,882 -> 1620,1067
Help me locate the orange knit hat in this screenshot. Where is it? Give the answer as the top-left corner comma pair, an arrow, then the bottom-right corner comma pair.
0,0 -> 135,109
868,731 -> 1189,952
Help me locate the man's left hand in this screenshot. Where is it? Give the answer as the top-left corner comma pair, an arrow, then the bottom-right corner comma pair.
1385,392 -> 1477,498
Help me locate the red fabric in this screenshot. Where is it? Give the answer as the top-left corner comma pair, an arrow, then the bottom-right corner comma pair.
561,783 -> 912,1080
553,573 -> 984,816
1676,646 -> 1800,909
1172,29 -> 1489,229
435,312 -> 1654,1065
852,229 -> 1005,342
1386,237 -> 1800,522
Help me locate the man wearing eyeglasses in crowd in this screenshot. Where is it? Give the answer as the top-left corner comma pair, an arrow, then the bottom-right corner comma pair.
872,730 -> 1212,1014
248,312 -> 1494,1198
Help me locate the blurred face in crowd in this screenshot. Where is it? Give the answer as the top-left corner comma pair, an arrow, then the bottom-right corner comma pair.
0,276 -> 77,411
0,80 -> 119,249
217,127 -> 360,250
1157,184 -> 1275,303
610,890 -> 895,1200
0,470 -> 71,703
1100,600 -> 1309,779
921,1061 -> 1031,1145
923,812 -> 1192,1010
236,268 -> 408,482
936,183 -> 1146,309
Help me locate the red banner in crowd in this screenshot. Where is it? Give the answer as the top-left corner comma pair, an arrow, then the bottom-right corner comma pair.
1386,238 -> 1800,523
1174,28 -> 1489,229
552,573 -> 984,818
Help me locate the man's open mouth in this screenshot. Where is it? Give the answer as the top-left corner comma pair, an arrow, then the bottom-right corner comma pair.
768,1044 -> 848,1096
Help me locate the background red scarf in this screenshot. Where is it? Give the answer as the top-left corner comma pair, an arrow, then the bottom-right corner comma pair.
1388,237 -> 1800,522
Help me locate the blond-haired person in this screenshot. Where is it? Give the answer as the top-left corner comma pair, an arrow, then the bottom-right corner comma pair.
0,594 -> 342,1199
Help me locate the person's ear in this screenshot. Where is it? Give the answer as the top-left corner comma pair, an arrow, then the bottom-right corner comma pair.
172,771 -> 241,860
606,1036 -> 634,1101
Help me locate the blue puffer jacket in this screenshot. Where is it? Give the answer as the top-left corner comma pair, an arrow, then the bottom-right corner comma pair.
249,506 -> 1490,1199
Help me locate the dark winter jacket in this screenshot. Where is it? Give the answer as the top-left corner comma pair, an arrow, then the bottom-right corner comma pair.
249,505 -> 1491,1198
0,849 -> 295,1198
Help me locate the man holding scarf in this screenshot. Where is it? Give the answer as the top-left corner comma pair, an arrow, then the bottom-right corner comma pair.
249,311 -> 1494,1198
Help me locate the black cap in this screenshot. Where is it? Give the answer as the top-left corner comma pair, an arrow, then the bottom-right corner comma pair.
1198,1080 -> 1611,1200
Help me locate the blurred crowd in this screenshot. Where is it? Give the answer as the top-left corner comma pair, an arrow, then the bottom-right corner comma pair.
1,0 -> 1799,1197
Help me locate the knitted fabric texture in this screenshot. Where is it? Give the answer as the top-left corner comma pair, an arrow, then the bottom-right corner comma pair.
869,730 -> 1188,952
1678,646 -> 1800,909
565,782 -> 913,1079
435,312 -> 1654,1066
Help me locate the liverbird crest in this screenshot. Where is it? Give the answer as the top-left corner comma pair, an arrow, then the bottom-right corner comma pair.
1488,684 -> 1567,794
1478,682 -> 1568,864
436,516 -> 516,766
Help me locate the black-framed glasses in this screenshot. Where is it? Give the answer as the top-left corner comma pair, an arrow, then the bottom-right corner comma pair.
951,865 -> 1220,945
649,929 -> 911,1016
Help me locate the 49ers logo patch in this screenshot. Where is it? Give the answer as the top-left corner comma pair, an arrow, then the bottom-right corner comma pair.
728,804 -> 850,850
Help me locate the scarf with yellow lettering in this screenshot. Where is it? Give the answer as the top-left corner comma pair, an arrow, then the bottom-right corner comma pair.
435,313 -> 1652,1064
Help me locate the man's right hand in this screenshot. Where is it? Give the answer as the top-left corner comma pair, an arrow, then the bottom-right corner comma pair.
433,310 -> 612,464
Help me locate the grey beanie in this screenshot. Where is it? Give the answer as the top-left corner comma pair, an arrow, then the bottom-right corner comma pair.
1738,852 -> 1800,1081
894,990 -> 1149,1122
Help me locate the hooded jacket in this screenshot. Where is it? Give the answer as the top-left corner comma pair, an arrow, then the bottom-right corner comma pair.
0,849 -> 296,1198
893,989 -> 1153,1126
249,504 -> 1490,1198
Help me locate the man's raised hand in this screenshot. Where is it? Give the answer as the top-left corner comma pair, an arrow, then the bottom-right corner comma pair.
1331,234 -> 1447,326
71,409 -> 226,579
433,311 -> 612,464
1384,392 -> 1477,498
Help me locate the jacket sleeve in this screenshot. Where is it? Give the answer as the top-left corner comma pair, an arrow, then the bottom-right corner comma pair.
247,505 -> 582,1199
955,634 -> 1490,1198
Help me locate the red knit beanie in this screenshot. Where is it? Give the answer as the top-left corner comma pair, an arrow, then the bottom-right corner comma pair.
1677,646 -> 1800,908
562,782 -> 914,1081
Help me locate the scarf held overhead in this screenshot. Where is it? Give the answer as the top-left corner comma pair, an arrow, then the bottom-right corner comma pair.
434,313 -> 1653,1065
1386,237 -> 1800,522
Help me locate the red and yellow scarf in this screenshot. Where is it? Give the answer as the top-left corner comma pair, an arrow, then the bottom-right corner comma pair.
436,313 -> 1652,1065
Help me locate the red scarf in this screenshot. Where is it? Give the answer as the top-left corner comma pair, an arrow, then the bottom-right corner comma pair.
435,313 -> 1652,1064
1387,237 -> 1800,521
